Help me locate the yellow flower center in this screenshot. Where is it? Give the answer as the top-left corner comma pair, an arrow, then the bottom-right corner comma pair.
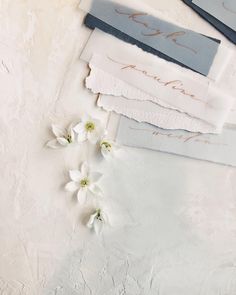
95,209 -> 103,221
101,141 -> 112,151
80,178 -> 90,188
65,134 -> 72,143
85,121 -> 95,132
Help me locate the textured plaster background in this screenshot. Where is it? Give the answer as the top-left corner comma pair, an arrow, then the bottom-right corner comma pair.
1,0 -> 236,294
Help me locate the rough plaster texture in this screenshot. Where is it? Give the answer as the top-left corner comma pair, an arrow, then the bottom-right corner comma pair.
1,0 -> 236,294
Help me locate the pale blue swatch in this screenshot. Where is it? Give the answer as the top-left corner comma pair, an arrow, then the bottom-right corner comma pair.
87,0 -> 220,76
193,0 -> 236,31
116,116 -> 236,167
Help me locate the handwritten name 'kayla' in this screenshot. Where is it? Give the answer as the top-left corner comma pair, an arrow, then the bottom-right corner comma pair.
107,56 -> 205,105
114,8 -> 197,54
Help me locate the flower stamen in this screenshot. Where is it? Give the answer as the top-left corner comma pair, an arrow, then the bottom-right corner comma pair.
100,141 -> 112,151
85,121 -> 95,132
80,178 -> 90,188
65,134 -> 72,143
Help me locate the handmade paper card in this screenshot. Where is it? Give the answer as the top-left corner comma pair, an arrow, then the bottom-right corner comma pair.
87,62 -> 223,133
81,29 -> 236,132
193,0 -> 236,31
116,116 -> 236,167
183,0 -> 236,44
81,28 -> 234,89
80,0 -> 220,76
84,14 -> 220,75
97,94 -> 219,134
88,53 -> 233,130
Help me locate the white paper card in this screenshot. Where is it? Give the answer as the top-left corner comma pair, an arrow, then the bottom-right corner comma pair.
88,65 -> 220,133
89,53 -> 234,130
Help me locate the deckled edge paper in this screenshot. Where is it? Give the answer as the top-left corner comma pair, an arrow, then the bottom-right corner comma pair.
116,115 -> 236,167
193,0 -> 236,32
88,53 -> 234,130
182,0 -> 236,44
86,63 -> 221,133
80,0 -> 220,76
80,29 -> 236,127
97,94 -> 220,134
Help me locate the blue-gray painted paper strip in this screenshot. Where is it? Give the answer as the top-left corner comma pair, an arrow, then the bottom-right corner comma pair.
83,0 -> 220,76
116,116 -> 236,167
183,0 -> 236,44
84,14 -> 220,74
193,0 -> 236,31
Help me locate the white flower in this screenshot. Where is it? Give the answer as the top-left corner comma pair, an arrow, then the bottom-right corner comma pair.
87,208 -> 108,235
73,115 -> 103,144
100,138 -> 118,158
65,162 -> 103,204
47,124 -> 75,149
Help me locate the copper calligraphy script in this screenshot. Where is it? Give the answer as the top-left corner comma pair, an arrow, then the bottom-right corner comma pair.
107,56 -> 208,106
129,127 -> 227,146
115,8 -> 197,54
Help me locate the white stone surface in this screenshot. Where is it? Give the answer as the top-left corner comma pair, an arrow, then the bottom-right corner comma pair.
1,0 -> 236,294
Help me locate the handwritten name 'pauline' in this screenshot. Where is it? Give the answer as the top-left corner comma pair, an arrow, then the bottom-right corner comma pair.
114,8 -> 197,54
107,56 -> 206,105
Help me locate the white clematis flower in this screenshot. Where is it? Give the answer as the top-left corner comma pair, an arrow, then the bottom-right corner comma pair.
86,208 -> 108,235
100,138 -> 118,158
65,162 -> 103,204
73,115 -> 103,144
47,124 -> 76,149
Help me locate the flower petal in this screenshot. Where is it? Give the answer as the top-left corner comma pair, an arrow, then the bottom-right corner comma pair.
87,213 -> 97,229
102,211 -> 109,224
81,114 -> 92,123
76,131 -> 87,143
81,161 -> 89,176
89,184 -> 102,196
94,219 -> 103,235
57,137 -> 69,146
87,131 -> 100,144
68,124 -> 75,143
101,147 -> 111,158
77,188 -> 87,204
89,172 -> 103,183
73,122 -> 85,134
69,170 -> 82,181
51,124 -> 65,137
65,181 -> 79,192
46,139 -> 60,149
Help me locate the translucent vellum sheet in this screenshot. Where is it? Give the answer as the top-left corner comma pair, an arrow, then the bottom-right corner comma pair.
87,135 -> 236,294
116,115 -> 236,167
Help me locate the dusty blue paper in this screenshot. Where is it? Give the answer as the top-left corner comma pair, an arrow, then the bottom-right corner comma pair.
116,116 -> 236,167
84,14 -> 198,72
85,0 -> 220,76
193,0 -> 236,31
183,0 -> 236,44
